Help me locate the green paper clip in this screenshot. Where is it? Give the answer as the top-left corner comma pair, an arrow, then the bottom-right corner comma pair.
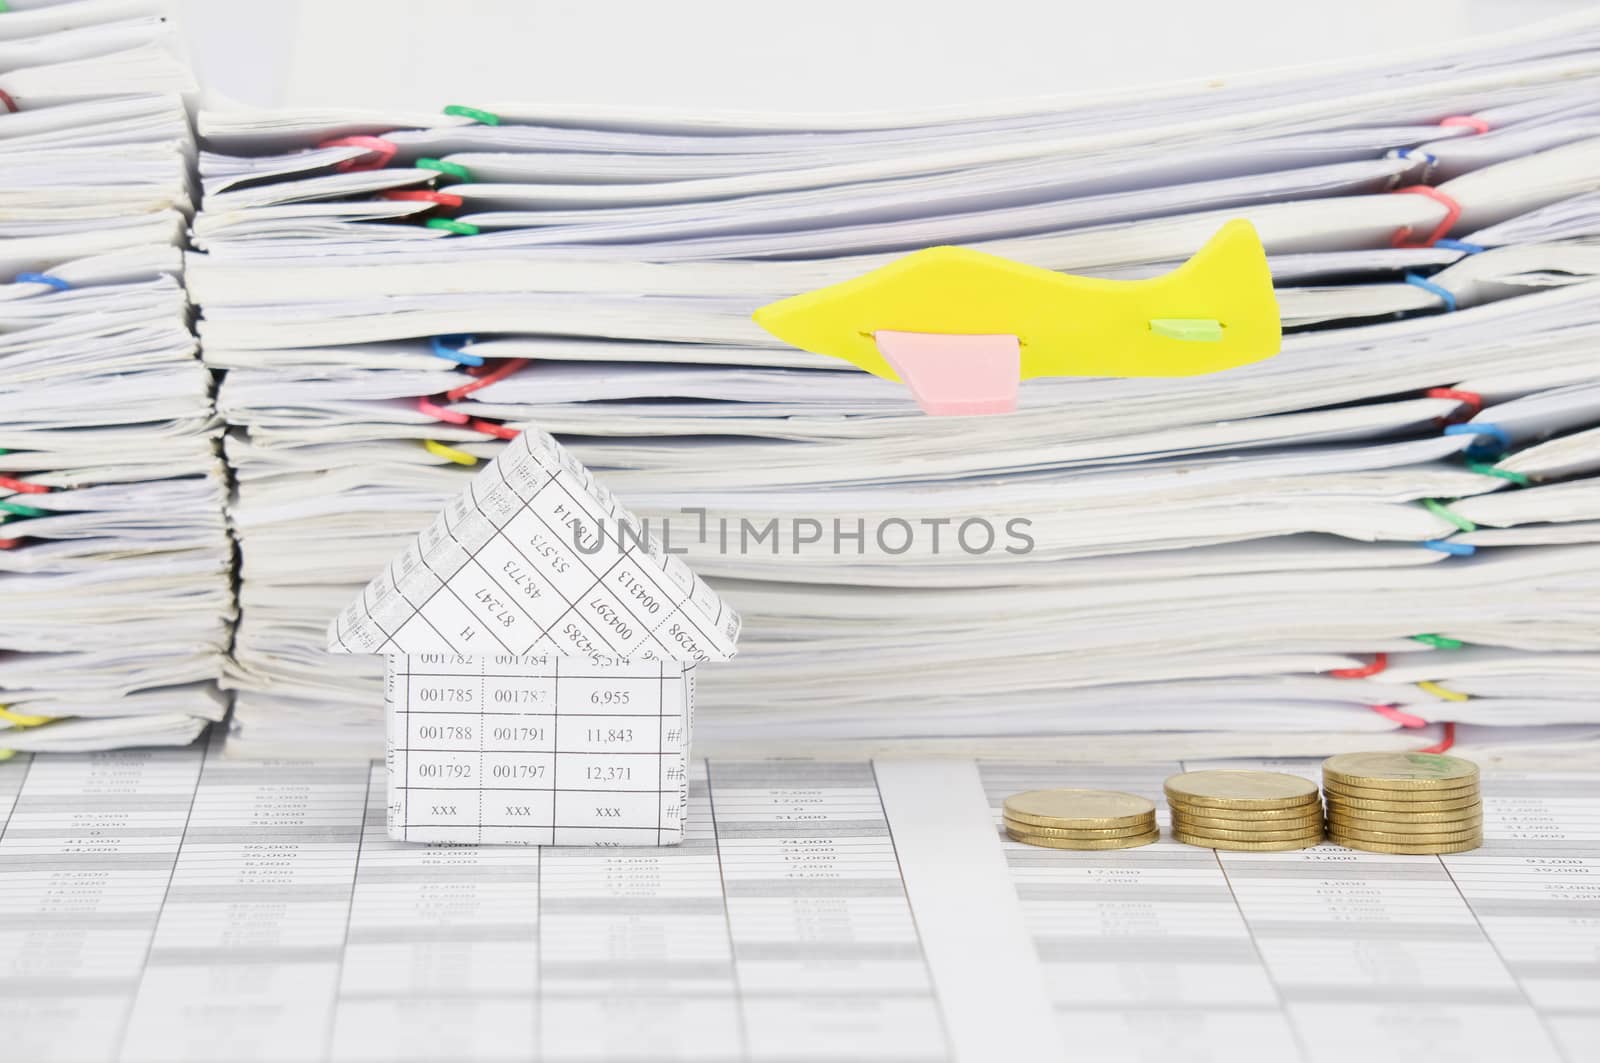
0,500 -> 45,518
444,105 -> 501,126
1422,498 -> 1476,533
416,158 -> 473,181
1411,634 -> 1465,650
426,218 -> 479,236
1465,461 -> 1531,486
1149,318 -> 1224,342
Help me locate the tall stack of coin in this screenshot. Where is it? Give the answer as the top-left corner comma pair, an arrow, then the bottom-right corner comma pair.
1165,770 -> 1325,850
1322,752 -> 1482,854
1003,789 -> 1159,849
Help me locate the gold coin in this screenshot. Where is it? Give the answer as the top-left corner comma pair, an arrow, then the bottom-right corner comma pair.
1164,770 -> 1319,809
1329,835 -> 1483,855
1165,799 -> 1326,823
1322,790 -> 1482,813
1171,821 -> 1324,843
1326,808 -> 1482,831
1003,789 -> 1157,829
1171,829 -> 1322,852
1322,778 -> 1479,802
1005,827 -> 1159,850
1328,821 -> 1482,841
1322,752 -> 1479,790
1002,816 -> 1155,839
1329,824 -> 1481,844
1169,808 -> 1324,831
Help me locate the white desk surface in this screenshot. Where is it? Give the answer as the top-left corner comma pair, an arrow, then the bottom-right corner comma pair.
2,739 -> 1596,1062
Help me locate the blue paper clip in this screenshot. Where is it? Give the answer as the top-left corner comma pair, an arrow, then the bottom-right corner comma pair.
431,335 -> 484,367
1443,422 -> 1511,459
1391,147 -> 1437,167
15,272 -> 71,292
1405,273 -> 1456,312
1422,540 -> 1476,556
1434,239 -> 1485,254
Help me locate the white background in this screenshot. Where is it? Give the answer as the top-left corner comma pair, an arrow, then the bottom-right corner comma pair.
176,0 -> 1593,112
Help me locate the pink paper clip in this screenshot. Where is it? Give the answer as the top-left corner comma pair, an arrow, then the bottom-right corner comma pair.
1330,653 -> 1388,679
320,135 -> 397,173
1418,721 -> 1457,753
417,396 -> 470,425
0,475 -> 50,495
1391,185 -> 1463,248
471,419 -> 521,440
1440,115 -> 1490,134
1369,703 -> 1430,729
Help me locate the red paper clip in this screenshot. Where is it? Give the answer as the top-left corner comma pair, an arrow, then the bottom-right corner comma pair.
448,358 -> 529,402
0,89 -> 17,114
0,475 -> 50,495
1425,387 -> 1483,425
1440,115 -> 1489,135
380,190 -> 464,209
417,396 -> 470,425
319,135 -> 397,173
471,419 -> 521,440
1391,185 -> 1463,249
1369,703 -> 1429,729
1330,653 -> 1388,679
1418,721 -> 1457,753
0,537 -> 23,549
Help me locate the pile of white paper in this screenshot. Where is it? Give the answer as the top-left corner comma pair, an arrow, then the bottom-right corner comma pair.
0,0 -> 230,753
177,12 -> 1600,766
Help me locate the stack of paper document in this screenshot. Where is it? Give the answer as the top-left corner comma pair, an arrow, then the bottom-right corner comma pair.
0,1 -> 230,752
182,11 -> 1600,762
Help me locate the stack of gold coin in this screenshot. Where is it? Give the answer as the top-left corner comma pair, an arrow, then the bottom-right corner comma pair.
1003,789 -> 1159,849
1165,770 -> 1324,850
1321,752 -> 1482,854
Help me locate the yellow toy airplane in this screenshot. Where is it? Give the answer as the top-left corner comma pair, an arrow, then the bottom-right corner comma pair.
753,219 -> 1281,416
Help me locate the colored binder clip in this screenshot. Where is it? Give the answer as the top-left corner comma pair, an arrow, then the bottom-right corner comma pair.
753,219 -> 1281,416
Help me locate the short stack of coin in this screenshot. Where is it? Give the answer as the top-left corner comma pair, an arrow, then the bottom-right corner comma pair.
1322,752 -> 1482,854
1003,789 -> 1159,849
1165,770 -> 1325,850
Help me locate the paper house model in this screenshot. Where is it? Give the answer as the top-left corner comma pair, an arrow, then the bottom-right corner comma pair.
327,428 -> 740,846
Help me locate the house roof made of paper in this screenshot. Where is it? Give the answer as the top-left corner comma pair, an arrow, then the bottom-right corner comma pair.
326,428 -> 740,666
